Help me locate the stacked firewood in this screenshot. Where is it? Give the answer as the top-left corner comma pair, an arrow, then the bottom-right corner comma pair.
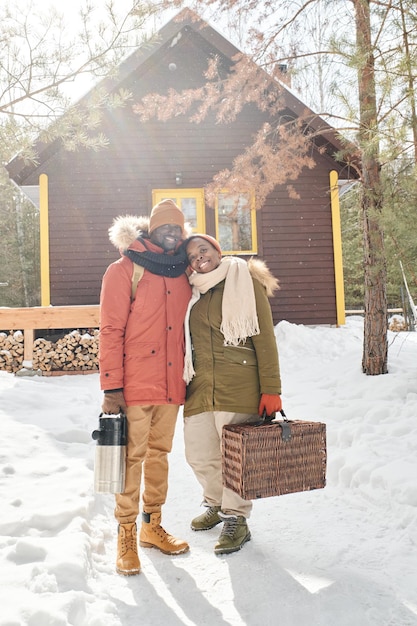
33,329 -> 99,372
388,315 -> 408,332
0,329 -> 99,373
0,330 -> 24,373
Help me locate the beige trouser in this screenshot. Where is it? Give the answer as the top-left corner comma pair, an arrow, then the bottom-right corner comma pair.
184,411 -> 258,519
115,404 -> 179,524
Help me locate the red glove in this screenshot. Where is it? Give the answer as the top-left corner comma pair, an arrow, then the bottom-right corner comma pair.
101,390 -> 127,415
258,393 -> 282,417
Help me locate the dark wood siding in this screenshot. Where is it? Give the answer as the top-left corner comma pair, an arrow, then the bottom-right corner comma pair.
259,154 -> 339,325
16,23 -> 347,325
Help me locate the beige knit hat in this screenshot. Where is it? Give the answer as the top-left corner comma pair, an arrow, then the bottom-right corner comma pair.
149,199 -> 184,235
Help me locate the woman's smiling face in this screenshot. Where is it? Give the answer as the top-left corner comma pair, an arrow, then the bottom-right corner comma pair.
186,237 -> 222,273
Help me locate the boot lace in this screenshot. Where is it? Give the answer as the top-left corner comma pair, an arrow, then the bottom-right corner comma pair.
155,523 -> 168,539
120,526 -> 137,556
203,506 -> 220,523
219,516 -> 238,539
151,521 -> 176,544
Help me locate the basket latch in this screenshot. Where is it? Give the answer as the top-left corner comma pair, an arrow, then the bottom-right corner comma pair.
279,420 -> 292,442
275,409 -> 291,442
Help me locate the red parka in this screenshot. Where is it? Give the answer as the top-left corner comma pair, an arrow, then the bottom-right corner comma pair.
99,216 -> 191,406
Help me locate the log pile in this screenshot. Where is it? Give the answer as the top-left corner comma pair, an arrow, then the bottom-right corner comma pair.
0,331 -> 24,373
388,315 -> 408,332
33,329 -> 99,372
0,329 -> 99,374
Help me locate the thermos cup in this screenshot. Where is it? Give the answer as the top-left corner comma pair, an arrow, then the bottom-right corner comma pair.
91,413 -> 127,494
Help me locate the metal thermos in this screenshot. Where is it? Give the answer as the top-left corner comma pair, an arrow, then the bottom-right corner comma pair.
91,413 -> 127,494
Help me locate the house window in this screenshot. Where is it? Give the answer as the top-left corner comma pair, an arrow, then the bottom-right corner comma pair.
152,189 -> 205,233
215,192 -> 257,255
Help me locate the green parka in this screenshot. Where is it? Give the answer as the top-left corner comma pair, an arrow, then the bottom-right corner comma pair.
183,259 -> 281,417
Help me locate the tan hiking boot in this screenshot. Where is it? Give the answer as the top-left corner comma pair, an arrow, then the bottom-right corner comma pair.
139,512 -> 189,555
116,522 -> 141,576
214,512 -> 251,555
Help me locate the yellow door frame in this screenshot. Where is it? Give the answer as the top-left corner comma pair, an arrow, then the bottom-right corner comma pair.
39,174 -> 50,307
330,170 -> 346,326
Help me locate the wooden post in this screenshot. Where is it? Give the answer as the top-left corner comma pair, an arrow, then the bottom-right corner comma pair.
23,329 -> 35,367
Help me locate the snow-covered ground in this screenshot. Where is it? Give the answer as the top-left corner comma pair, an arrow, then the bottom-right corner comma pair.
1,317 -> 417,626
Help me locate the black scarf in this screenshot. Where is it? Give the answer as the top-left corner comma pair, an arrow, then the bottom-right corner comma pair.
124,238 -> 188,278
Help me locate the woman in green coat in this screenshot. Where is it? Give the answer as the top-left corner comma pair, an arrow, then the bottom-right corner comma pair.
183,234 -> 282,555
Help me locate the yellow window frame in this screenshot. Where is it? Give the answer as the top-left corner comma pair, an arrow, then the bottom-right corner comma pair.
152,189 -> 206,233
215,191 -> 258,255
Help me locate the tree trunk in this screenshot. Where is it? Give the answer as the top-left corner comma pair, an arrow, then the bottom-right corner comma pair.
361,183 -> 388,374
354,0 -> 388,375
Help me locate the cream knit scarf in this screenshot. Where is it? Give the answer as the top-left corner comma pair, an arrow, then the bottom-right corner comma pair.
183,256 -> 260,383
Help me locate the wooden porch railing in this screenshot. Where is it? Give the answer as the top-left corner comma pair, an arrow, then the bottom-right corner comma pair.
0,306 -> 100,364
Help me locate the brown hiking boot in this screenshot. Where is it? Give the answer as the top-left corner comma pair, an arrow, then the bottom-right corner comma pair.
116,522 -> 141,576
139,512 -> 189,555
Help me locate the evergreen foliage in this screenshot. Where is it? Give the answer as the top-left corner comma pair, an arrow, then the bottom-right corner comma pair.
0,0 -> 164,307
341,162 -> 417,315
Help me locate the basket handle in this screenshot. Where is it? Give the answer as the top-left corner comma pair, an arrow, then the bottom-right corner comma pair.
261,408 -> 287,424
259,409 -> 292,441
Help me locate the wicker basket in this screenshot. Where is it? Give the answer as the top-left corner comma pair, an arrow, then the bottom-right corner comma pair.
222,419 -> 326,500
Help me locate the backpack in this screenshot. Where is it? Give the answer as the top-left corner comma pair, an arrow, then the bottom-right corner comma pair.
131,263 -> 144,301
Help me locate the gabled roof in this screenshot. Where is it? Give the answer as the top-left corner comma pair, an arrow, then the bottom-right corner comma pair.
7,8 -> 353,184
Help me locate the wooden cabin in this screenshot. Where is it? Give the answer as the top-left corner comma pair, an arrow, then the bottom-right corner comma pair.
6,9 -> 354,326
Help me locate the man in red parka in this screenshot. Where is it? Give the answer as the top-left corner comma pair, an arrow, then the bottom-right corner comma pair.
99,199 -> 191,576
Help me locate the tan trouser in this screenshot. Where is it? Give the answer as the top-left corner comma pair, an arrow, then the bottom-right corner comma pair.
115,404 -> 178,524
184,411 -> 258,519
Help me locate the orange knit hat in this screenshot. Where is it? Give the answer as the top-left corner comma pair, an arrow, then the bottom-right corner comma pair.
149,199 -> 184,235
186,233 -> 222,255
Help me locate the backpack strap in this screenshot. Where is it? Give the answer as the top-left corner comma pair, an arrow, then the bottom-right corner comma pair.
131,263 -> 145,301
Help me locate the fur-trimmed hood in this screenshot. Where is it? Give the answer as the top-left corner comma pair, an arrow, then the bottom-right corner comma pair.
108,215 -> 151,251
247,258 -> 280,297
108,214 -> 193,251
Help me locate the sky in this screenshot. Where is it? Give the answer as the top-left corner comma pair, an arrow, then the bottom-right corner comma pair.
17,1 -> 188,107
1,316 -> 417,626
38,0 -> 181,40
